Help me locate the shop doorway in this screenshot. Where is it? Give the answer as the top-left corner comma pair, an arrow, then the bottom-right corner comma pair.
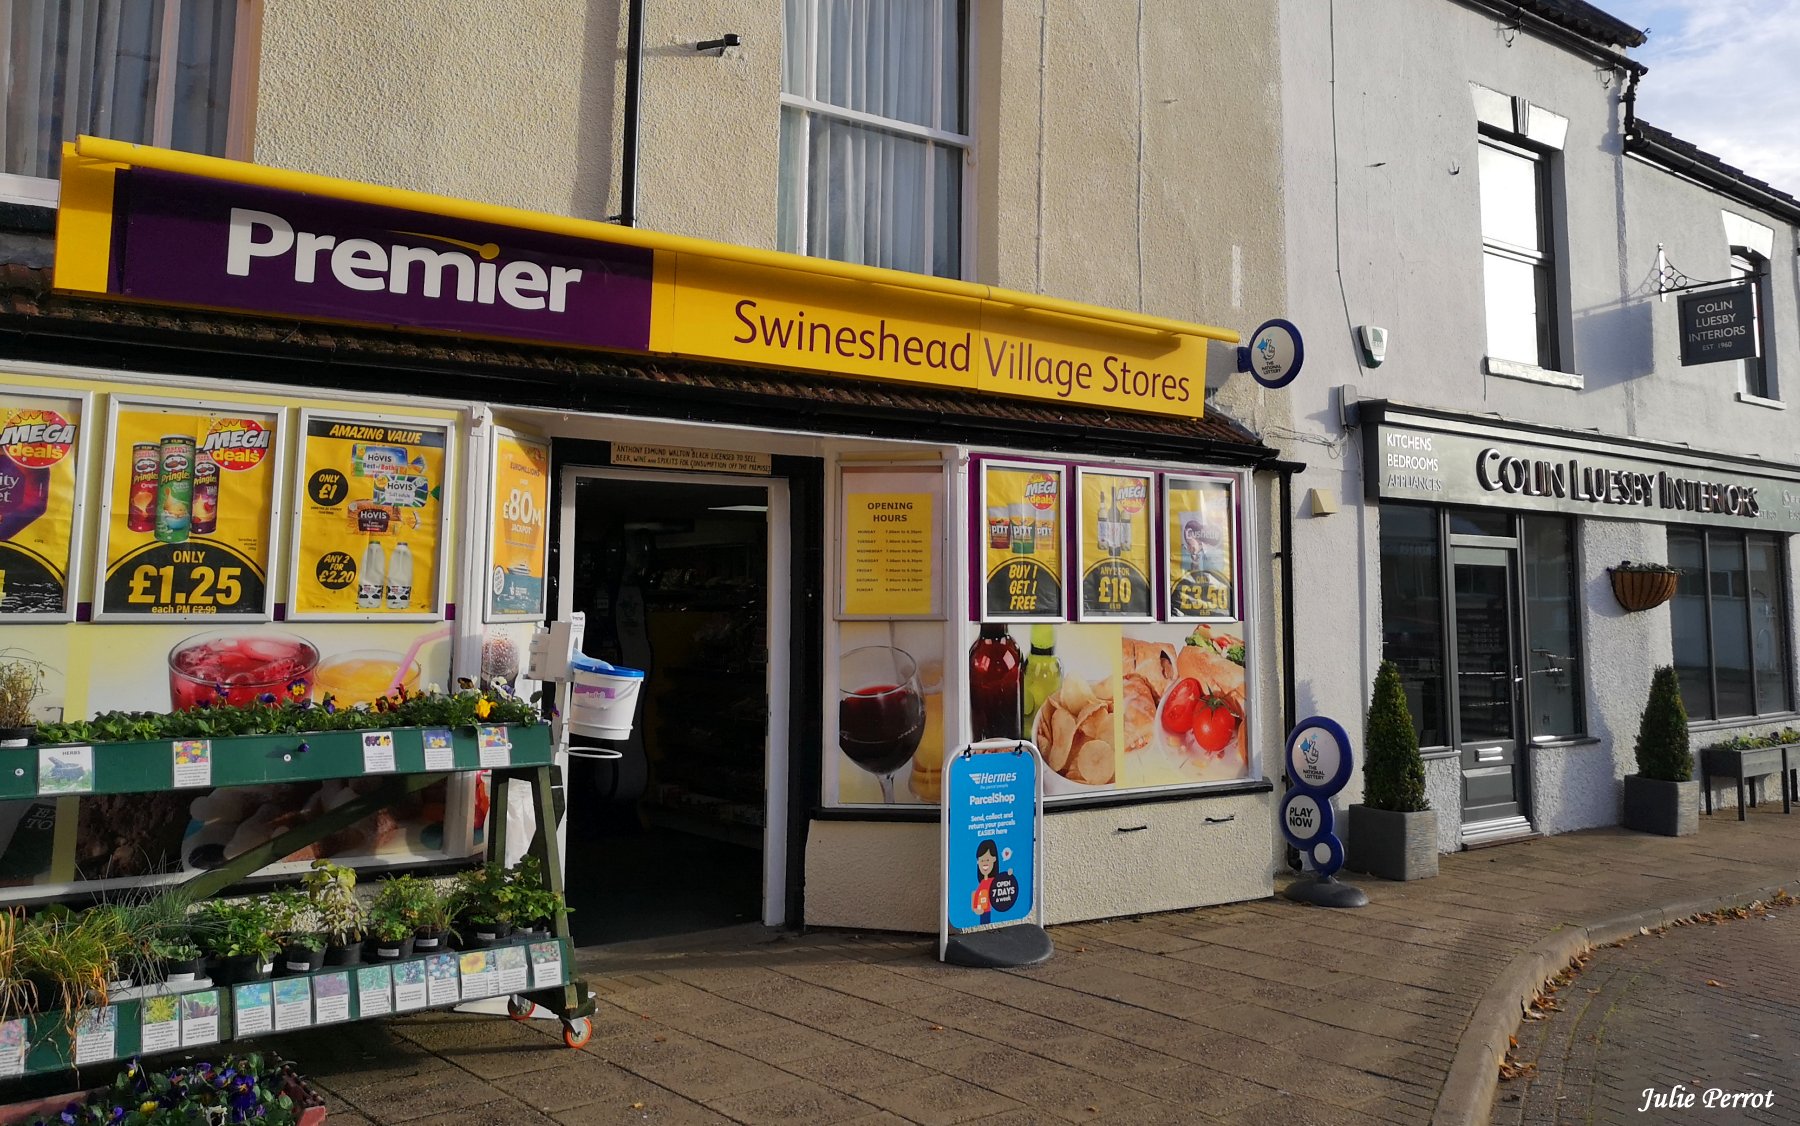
1453,545 -> 1529,839
556,468 -> 788,944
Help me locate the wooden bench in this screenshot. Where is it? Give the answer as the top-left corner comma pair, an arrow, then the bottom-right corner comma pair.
1700,745 -> 1797,820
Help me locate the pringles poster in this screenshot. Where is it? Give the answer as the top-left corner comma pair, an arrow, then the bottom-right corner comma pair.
0,388 -> 85,618
1077,468 -> 1154,620
1164,475 -> 1237,620
96,397 -> 280,619
291,412 -> 449,619
977,460 -> 1064,620
485,430 -> 549,620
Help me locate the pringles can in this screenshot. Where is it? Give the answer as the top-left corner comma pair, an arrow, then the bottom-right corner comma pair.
154,436 -> 196,544
191,451 -> 220,535
127,443 -> 160,532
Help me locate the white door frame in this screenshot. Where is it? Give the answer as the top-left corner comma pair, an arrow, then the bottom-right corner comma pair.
556,465 -> 791,927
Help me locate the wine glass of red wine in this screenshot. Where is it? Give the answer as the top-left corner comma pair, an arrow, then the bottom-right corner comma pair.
838,646 -> 926,804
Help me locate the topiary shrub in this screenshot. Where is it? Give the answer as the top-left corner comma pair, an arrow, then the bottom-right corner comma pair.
1634,665 -> 1692,782
1364,661 -> 1428,812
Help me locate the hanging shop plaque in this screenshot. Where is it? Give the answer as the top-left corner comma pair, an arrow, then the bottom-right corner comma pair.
1677,283 -> 1757,366
1163,474 -> 1238,620
485,429 -> 550,620
95,396 -> 281,620
976,461 -> 1065,621
1075,467 -> 1154,621
0,387 -> 87,619
290,411 -> 450,619
840,464 -> 944,619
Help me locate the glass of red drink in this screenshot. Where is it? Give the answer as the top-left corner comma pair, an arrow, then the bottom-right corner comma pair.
838,646 -> 925,804
168,630 -> 321,710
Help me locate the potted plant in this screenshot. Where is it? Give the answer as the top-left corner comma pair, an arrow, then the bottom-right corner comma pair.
192,899 -> 280,985
373,875 -> 454,952
270,890 -> 325,976
149,938 -> 204,985
1609,560 -> 1682,613
364,906 -> 414,962
452,862 -> 518,948
507,858 -> 565,936
18,1053 -> 324,1126
303,860 -> 365,966
16,908 -> 126,1037
1622,665 -> 1697,836
0,654 -> 45,748
1346,661 -> 1438,881
0,908 -> 30,1027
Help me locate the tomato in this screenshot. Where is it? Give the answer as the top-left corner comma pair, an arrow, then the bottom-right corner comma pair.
1161,678 -> 1202,735
1191,696 -> 1239,754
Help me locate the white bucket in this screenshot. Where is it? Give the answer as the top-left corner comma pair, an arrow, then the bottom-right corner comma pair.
569,666 -> 644,740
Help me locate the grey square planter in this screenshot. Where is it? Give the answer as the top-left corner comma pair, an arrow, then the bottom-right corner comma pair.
1621,775 -> 1698,837
1345,804 -> 1439,881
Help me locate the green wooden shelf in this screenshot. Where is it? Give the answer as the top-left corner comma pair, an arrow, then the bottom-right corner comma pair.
0,724 -> 553,801
4,938 -> 573,1078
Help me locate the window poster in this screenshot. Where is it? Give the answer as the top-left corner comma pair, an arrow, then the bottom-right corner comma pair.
485,429 -> 550,621
0,387 -> 87,619
1164,475 -> 1238,620
976,460 -> 1065,621
290,411 -> 450,619
95,396 -> 281,620
1075,467 -> 1155,621
839,463 -> 945,619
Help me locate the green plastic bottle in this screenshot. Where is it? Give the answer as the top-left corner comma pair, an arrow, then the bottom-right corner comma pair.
1021,624 -> 1063,733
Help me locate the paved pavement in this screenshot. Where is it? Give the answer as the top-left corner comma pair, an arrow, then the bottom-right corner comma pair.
1495,899 -> 1800,1125
261,807 -> 1800,1126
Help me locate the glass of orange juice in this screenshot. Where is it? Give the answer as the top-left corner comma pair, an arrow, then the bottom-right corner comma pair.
314,649 -> 421,706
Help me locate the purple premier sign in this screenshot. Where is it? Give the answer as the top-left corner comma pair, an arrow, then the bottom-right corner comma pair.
108,168 -> 654,351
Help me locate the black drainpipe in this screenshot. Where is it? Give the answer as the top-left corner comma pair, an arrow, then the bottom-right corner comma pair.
617,0 -> 645,227
1269,459 -> 1305,740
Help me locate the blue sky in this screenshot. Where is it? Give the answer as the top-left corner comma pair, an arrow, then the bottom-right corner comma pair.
1605,0 -> 1800,192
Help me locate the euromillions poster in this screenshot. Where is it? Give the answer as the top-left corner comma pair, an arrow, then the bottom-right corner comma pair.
96,396 -> 280,619
945,748 -> 1037,930
1076,467 -> 1154,620
291,412 -> 449,619
0,388 -> 84,618
1164,474 -> 1237,620
485,430 -> 549,620
977,460 -> 1064,620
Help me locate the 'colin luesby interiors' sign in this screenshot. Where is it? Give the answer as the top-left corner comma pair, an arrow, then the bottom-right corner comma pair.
1369,421 -> 1800,534
1677,283 -> 1758,366
55,144 -> 1220,419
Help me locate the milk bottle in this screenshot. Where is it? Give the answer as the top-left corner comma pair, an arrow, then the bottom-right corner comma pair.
358,541 -> 386,609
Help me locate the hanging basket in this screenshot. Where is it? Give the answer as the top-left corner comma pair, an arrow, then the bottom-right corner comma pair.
1609,567 -> 1680,613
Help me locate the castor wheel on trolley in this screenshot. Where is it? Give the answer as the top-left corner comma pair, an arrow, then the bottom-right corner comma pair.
562,1017 -> 593,1049
507,998 -> 533,1021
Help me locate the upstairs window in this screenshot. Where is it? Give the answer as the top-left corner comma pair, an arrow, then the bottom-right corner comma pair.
1730,248 -> 1773,400
1478,134 -> 1560,370
779,0 -> 969,279
3,1 -> 255,203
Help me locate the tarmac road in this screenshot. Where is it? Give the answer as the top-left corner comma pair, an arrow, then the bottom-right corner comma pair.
1494,899 -> 1800,1125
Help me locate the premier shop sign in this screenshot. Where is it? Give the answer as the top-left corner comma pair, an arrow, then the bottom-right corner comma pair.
56,143 -> 1224,420
104,168 -> 655,351
1367,421 -> 1800,534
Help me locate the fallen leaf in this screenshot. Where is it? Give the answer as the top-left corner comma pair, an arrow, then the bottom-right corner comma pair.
930,1024 -> 945,1032
1706,980 -> 1724,988
630,1103 -> 645,1110
653,1034 -> 667,1042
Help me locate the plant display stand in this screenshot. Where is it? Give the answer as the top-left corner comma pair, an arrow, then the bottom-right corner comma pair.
0,722 -> 595,1079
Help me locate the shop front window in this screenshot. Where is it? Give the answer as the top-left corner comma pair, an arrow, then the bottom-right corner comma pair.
1669,528 -> 1794,720
1521,516 -> 1582,739
1379,504 -> 1447,748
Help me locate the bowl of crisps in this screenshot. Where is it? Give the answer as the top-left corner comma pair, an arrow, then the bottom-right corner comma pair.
1030,673 -> 1118,793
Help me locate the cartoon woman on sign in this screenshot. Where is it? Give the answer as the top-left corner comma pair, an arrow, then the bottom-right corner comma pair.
971,840 -> 1001,924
